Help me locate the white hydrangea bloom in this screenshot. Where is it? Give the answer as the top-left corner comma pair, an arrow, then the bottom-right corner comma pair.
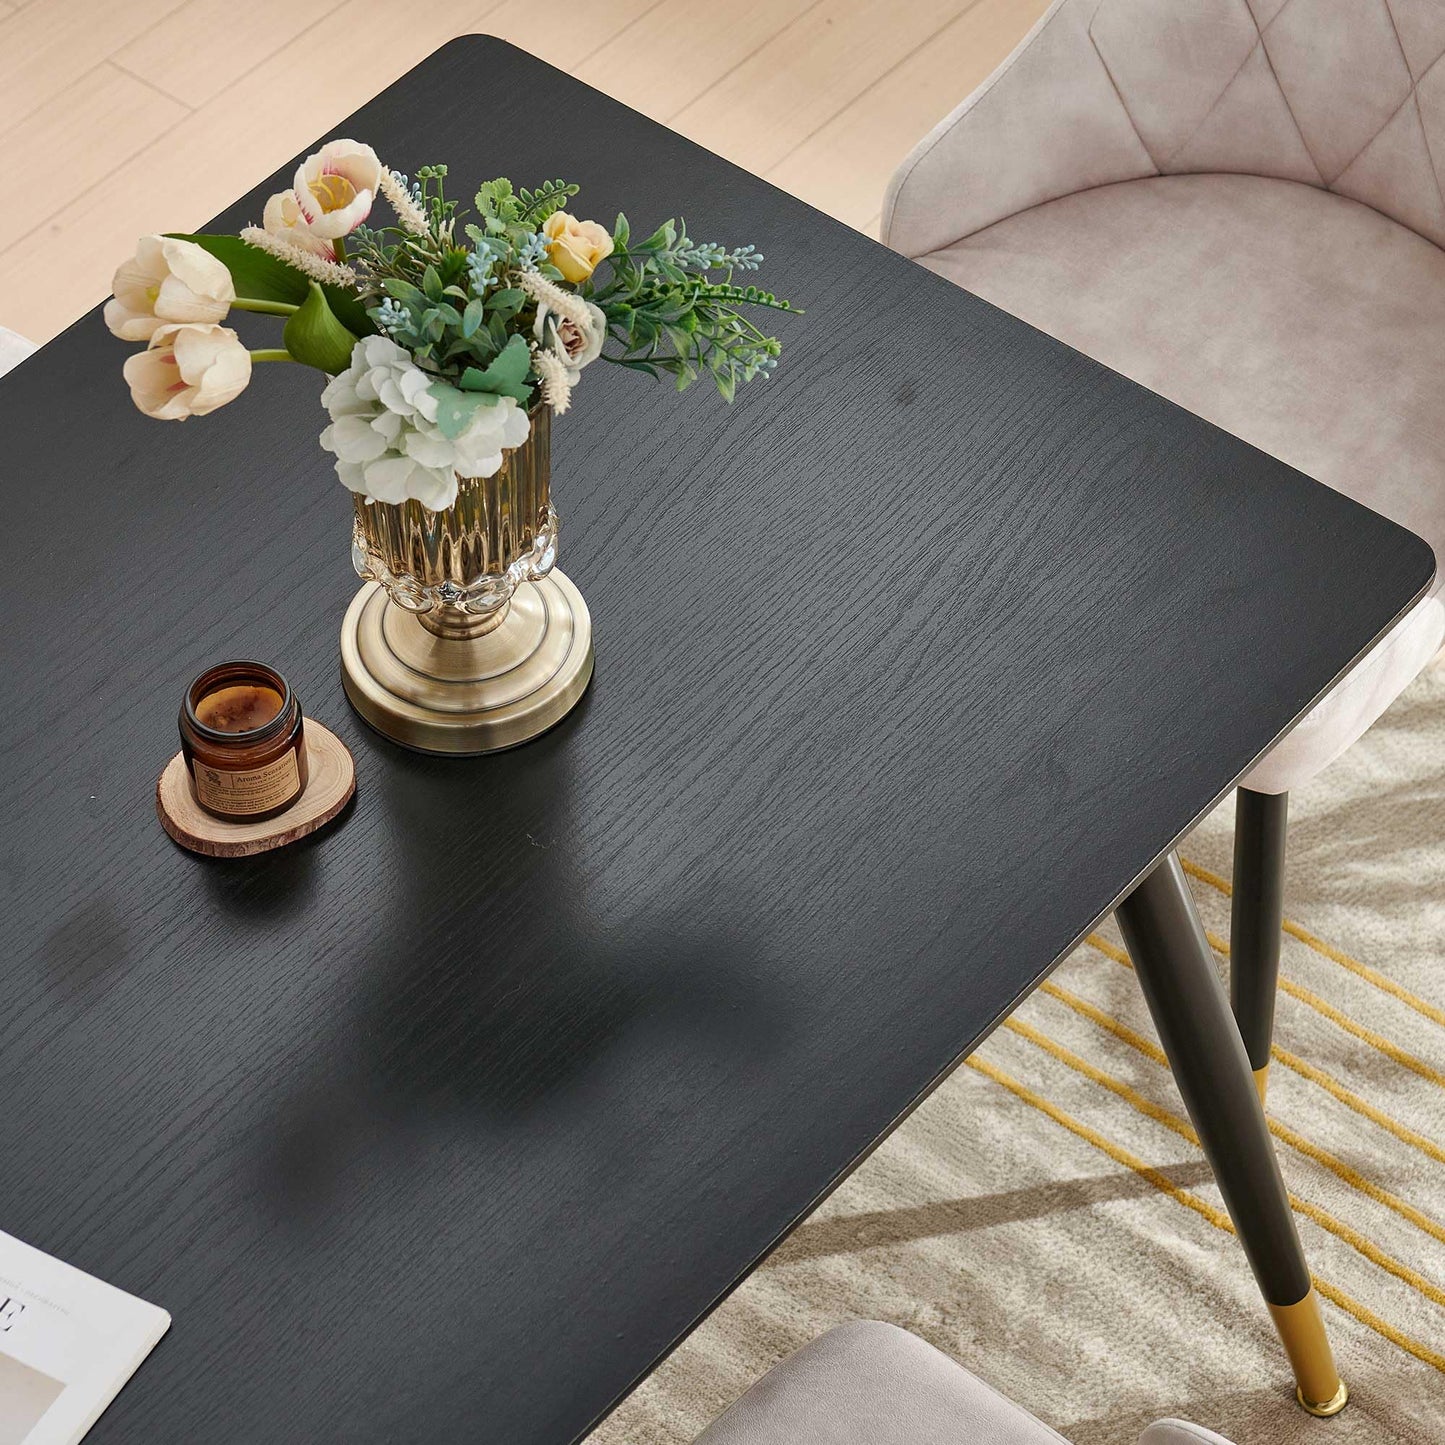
319,335 -> 531,510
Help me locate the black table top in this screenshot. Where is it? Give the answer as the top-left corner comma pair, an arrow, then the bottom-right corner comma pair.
0,37 -> 1434,1445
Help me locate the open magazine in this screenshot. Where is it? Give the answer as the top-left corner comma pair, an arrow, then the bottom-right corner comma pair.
0,1230 -> 169,1445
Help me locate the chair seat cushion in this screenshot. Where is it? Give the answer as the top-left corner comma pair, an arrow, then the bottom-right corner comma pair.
693,1321 -> 1069,1444
919,174 -> 1445,791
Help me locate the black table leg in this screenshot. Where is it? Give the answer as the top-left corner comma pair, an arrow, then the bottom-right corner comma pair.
1231,789 -> 1289,1104
1115,852 -> 1347,1416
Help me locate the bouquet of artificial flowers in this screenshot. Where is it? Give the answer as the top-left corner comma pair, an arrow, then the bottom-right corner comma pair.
107,139 -> 796,510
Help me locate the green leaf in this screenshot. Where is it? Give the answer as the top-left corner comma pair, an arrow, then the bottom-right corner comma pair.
474,178 -> 517,224
612,213 -> 630,248
486,287 -> 525,321
454,334 -> 532,402
422,266 -> 443,302
428,382 -> 501,440
170,233 -> 374,336
461,297 -> 484,338
321,283 -> 373,337
282,282 -> 358,374
515,179 -> 579,225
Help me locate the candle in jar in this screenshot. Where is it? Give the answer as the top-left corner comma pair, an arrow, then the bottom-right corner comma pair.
193,683 -> 285,734
179,662 -> 308,822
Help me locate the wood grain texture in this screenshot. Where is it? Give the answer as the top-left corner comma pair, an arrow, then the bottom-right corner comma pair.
0,0 -> 190,133
156,721 -> 355,858
673,0 -> 977,172
0,38 -> 1434,1445
769,0 -> 1054,224
113,0 -> 352,108
0,63 -> 188,253
0,0 -> 506,343
572,0 -> 818,121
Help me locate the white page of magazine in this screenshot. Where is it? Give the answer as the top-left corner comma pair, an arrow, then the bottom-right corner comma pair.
0,1230 -> 169,1445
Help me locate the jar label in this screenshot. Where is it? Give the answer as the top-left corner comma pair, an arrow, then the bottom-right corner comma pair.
192,752 -> 301,816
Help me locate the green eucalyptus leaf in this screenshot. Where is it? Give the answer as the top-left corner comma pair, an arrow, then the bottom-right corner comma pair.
454,334 -> 531,401
488,284 -> 528,313
282,282 -> 359,374
428,382 -> 500,440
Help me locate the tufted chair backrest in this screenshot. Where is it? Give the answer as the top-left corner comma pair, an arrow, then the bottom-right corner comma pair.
885,0 -> 1445,254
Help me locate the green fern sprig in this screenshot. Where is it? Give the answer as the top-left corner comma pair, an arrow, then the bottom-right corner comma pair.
516,180 -> 581,225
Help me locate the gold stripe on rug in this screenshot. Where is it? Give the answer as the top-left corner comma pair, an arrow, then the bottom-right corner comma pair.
590,666 -> 1445,1445
966,1056 -> 1445,1376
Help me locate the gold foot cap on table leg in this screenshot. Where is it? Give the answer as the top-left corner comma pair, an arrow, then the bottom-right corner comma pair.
1254,1065 -> 1270,1107
1269,1290 -> 1346,1417
1296,1381 -> 1349,1418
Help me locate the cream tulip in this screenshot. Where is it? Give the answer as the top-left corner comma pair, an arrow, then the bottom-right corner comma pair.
123,323 -> 252,420
262,188 -> 338,259
104,236 -> 235,341
292,139 -> 382,240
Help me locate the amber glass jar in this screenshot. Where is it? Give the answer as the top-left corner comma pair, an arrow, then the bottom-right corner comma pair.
179,661 -> 308,821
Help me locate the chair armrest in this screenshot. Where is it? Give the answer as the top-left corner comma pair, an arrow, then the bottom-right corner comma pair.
882,0 -> 1154,257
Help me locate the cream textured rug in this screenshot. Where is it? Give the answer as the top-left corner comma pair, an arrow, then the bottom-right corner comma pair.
589,662 -> 1445,1445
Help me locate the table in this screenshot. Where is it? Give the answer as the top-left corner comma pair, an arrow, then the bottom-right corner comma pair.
0,36 -> 1433,1443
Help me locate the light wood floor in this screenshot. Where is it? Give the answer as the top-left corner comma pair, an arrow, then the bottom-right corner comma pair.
0,0 -> 1048,345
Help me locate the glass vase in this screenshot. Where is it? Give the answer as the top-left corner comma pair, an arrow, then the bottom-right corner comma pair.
339,406 -> 593,753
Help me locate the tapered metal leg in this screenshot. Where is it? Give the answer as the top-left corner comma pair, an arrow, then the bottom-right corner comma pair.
1116,853 -> 1346,1415
1231,789 -> 1288,1104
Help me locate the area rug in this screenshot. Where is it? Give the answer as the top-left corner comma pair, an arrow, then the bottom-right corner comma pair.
588,662 -> 1445,1445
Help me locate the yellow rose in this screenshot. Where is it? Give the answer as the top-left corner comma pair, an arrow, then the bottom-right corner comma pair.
542,212 -> 614,283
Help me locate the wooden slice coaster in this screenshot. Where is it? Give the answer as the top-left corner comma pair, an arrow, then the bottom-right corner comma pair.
157,720 -> 356,858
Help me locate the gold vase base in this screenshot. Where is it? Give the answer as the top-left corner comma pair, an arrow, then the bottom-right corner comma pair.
339,573 -> 593,755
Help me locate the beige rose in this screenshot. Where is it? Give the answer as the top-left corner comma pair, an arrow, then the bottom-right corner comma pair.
533,299 -> 606,392
123,323 -> 252,419
542,212 -> 614,283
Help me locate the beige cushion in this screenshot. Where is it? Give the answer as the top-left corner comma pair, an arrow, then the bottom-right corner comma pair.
691,1322 -> 1238,1445
692,1322 -> 1070,1444
918,174 -> 1445,791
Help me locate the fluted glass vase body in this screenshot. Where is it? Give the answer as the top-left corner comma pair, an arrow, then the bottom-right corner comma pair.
350,406 -> 557,636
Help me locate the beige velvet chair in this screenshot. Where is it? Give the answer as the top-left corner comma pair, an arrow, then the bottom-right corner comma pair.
694,1321 -> 1235,1445
884,0 -> 1445,1096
